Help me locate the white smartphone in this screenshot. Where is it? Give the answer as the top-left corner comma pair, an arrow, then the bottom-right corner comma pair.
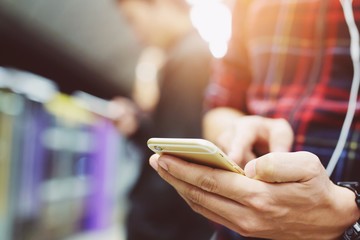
147,138 -> 244,174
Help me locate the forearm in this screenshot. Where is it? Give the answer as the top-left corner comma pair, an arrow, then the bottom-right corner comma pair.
202,107 -> 245,142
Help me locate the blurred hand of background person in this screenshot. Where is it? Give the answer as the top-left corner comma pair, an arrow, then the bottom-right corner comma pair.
115,0 -> 214,240
109,97 -> 140,137
108,47 -> 165,137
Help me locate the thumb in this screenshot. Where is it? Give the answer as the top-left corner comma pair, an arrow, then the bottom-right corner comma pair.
244,152 -> 323,183
266,118 -> 294,152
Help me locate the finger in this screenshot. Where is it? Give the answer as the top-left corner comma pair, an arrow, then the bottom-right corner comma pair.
108,99 -> 127,120
266,118 -> 294,152
227,122 -> 258,166
149,154 -> 160,171
228,138 -> 256,167
116,117 -> 137,136
156,163 -> 252,233
218,129 -> 256,167
244,152 -> 324,183
156,155 -> 260,201
217,129 -> 233,152
177,192 -> 246,236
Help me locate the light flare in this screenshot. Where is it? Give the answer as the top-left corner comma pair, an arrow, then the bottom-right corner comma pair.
188,0 -> 232,58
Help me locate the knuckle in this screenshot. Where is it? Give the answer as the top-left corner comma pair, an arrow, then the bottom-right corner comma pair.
273,118 -> 292,133
301,152 -> 323,176
236,198 -> 276,236
244,190 -> 275,214
251,197 -> 268,212
188,201 -> 203,214
275,117 -> 289,126
235,193 -> 275,236
186,186 -> 205,205
235,219 -> 260,237
197,174 -> 218,193
238,115 -> 261,126
250,195 -> 273,213
249,115 -> 263,125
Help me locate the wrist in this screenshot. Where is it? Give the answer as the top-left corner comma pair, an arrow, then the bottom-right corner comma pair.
332,183 -> 360,237
336,182 -> 360,240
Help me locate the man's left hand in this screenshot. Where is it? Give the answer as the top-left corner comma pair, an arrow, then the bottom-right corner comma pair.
149,152 -> 360,239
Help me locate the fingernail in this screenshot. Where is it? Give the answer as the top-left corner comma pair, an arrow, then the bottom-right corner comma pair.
244,160 -> 257,178
149,158 -> 159,171
158,160 -> 168,171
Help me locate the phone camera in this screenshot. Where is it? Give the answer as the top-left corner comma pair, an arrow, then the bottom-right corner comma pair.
154,146 -> 163,151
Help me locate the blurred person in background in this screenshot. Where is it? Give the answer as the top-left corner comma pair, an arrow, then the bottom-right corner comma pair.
111,0 -> 213,239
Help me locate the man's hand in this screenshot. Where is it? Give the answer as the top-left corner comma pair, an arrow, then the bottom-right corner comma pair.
203,108 -> 294,167
218,116 -> 294,167
149,152 -> 360,239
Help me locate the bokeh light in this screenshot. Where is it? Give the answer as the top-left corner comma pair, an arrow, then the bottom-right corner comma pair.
188,0 -> 232,58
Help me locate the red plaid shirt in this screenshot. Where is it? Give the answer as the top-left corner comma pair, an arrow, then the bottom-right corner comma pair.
206,1 -> 360,238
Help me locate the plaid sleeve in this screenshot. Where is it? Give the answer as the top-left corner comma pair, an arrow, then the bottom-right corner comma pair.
204,0 -> 252,113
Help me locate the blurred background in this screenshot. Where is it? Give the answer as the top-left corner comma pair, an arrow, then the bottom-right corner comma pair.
0,0 -> 234,239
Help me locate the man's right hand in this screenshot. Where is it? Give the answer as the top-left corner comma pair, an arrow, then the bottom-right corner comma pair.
203,108 -> 294,167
